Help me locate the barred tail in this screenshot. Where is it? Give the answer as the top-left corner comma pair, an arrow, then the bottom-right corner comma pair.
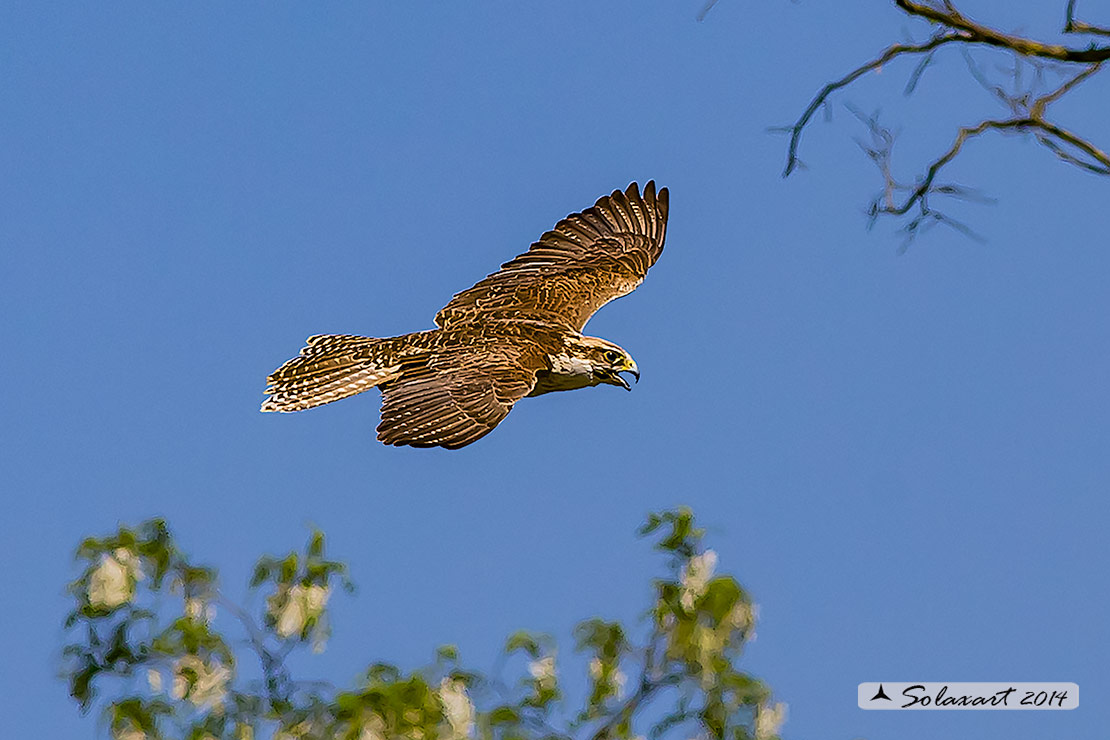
261,334 -> 405,413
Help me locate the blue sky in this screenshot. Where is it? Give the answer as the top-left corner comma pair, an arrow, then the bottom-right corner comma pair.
3,2 -> 1108,738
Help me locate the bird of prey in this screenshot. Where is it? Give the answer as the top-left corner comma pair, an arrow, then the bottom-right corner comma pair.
261,181 -> 669,449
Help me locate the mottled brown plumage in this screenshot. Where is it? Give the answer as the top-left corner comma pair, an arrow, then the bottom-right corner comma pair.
262,181 -> 668,448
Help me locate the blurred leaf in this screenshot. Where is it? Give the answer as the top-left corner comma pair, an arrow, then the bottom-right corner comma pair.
63,509 -> 779,740
489,705 -> 520,725
308,529 -> 326,557
505,630 -> 541,658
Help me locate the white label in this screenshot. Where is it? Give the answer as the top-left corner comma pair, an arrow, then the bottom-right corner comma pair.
858,682 -> 1078,710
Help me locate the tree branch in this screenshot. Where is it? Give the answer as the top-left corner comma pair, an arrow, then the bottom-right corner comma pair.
782,0 -> 1109,243
871,68 -> 1109,221
1031,118 -> 1110,175
588,677 -> 655,740
1029,60 -> 1102,114
587,632 -> 678,740
783,33 -> 965,177
218,593 -> 294,710
885,118 -> 1031,217
897,0 -> 1110,61
1065,0 -> 1110,38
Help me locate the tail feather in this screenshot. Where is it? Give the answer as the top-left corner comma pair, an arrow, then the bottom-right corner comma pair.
261,334 -> 404,413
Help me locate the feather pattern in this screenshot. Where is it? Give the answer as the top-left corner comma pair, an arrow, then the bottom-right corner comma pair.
435,182 -> 668,332
261,182 -> 669,448
376,351 -> 540,449
261,335 -> 411,412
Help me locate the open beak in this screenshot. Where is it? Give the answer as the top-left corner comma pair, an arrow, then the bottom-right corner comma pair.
616,359 -> 639,391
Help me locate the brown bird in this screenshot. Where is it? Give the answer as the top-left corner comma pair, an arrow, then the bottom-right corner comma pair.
261,181 -> 669,449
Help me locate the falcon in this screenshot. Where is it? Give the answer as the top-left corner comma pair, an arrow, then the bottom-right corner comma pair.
262,181 -> 669,449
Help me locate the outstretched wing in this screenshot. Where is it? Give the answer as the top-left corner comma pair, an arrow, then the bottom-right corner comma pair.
375,349 -> 540,449
435,181 -> 668,333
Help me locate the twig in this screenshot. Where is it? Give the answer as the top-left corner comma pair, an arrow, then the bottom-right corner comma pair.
697,0 -> 720,23
218,593 -> 294,710
1032,119 -> 1110,174
781,0 -> 1110,243
960,48 -> 1012,107
880,115 -> 1108,221
897,0 -> 1110,62
1029,61 -> 1102,114
904,50 -> 938,95
1065,0 -> 1110,37
588,632 -> 670,740
783,33 -> 964,176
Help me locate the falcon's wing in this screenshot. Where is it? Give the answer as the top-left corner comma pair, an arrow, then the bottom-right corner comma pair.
375,351 -> 540,449
435,181 -> 668,333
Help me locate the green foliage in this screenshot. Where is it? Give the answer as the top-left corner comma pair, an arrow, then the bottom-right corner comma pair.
63,510 -> 784,740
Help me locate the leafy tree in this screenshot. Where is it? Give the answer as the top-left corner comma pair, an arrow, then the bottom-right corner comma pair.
63,509 -> 784,740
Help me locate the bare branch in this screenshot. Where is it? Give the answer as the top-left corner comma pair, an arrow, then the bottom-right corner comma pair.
897,0 -> 1110,62
1029,61 -> 1102,114
893,120 -> 1030,216
960,48 -> 1012,107
783,33 -> 964,177
1032,119 -> 1110,174
879,115 -> 1108,222
904,49 -> 939,95
1065,0 -> 1110,37
696,0 -> 720,23
780,0 -> 1109,243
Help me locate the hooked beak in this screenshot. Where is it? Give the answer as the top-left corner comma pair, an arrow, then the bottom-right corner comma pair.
616,358 -> 639,391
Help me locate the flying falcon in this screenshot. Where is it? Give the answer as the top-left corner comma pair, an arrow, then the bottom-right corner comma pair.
261,181 -> 669,449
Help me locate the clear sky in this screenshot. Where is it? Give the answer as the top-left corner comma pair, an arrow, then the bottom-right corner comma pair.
3,2 -> 1108,738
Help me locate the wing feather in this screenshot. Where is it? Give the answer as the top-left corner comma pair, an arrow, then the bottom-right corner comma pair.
375,355 -> 540,449
435,181 -> 668,332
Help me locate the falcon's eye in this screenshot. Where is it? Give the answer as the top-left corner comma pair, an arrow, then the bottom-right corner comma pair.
604,350 -> 622,364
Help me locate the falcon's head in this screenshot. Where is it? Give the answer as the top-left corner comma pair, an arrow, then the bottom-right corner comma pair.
564,336 -> 640,391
